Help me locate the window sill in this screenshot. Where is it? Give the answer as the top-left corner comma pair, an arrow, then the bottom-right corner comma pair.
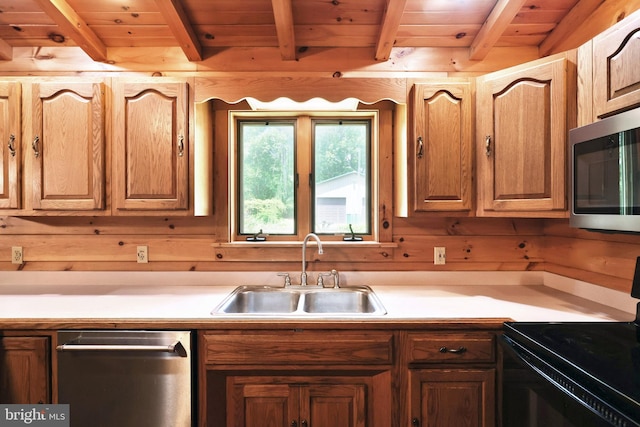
212,241 -> 398,249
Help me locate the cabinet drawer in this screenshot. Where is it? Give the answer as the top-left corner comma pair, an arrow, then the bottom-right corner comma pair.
201,331 -> 394,365
407,333 -> 495,363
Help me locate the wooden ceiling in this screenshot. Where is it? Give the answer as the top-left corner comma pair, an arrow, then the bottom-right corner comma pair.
0,0 -> 636,63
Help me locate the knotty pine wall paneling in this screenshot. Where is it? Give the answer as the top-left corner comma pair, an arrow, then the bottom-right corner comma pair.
544,219 -> 640,293
0,216 -> 545,274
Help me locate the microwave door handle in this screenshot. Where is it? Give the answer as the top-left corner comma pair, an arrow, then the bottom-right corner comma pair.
56,341 -> 187,356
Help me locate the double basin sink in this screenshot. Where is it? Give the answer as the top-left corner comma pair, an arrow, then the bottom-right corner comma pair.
212,285 -> 387,316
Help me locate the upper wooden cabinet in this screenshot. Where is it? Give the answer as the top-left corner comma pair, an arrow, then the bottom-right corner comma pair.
0,79 -> 106,214
409,80 -> 473,213
476,54 -> 574,217
592,10 -> 640,118
28,81 -> 105,211
112,80 -> 191,214
0,82 -> 21,210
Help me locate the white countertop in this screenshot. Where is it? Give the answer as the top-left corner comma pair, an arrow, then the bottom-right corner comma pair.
0,271 -> 634,322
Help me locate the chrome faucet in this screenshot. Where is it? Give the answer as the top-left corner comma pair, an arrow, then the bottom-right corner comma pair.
301,233 -> 323,286
317,269 -> 340,288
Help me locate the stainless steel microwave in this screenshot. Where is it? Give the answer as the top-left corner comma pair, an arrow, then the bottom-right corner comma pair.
569,107 -> 640,233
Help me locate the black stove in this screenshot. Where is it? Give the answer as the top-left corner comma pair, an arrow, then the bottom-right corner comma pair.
503,321 -> 640,426
501,257 -> 640,427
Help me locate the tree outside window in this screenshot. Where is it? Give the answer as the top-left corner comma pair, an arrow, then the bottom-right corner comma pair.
237,117 -> 371,238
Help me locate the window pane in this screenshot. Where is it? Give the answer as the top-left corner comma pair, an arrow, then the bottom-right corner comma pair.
313,120 -> 370,234
239,121 -> 295,235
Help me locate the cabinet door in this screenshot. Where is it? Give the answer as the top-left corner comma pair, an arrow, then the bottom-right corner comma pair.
113,81 -> 189,212
29,81 -> 105,210
0,336 -> 49,404
410,369 -> 495,427
228,379 -> 366,427
228,382 -> 299,427
411,81 -> 473,212
0,81 -> 21,209
476,56 -> 568,216
593,12 -> 640,117
303,384 -> 366,427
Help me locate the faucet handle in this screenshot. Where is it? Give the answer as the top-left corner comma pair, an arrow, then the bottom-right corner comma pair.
277,272 -> 292,287
317,272 -> 332,287
330,269 -> 340,288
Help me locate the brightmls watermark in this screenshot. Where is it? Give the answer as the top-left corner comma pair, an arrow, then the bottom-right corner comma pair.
0,405 -> 69,426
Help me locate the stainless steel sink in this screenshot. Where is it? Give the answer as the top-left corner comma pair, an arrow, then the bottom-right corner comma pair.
303,288 -> 382,314
212,285 -> 386,316
214,286 -> 300,314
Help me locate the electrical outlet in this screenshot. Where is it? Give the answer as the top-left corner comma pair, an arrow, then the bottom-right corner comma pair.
11,246 -> 23,265
434,247 -> 446,265
137,246 -> 148,263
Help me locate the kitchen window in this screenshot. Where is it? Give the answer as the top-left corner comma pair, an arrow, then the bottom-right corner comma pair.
230,111 -> 379,242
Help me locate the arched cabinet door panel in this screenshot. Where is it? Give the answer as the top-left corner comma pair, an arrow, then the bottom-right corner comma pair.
476,54 -> 571,218
30,81 -> 105,211
0,81 -> 21,210
593,12 -> 640,118
113,80 -> 190,214
410,80 -> 473,213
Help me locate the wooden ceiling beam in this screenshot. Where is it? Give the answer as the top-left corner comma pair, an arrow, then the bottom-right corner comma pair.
541,0 -> 640,56
469,0 -> 528,60
32,0 -> 107,62
375,0 -> 408,61
0,39 -> 12,60
155,0 -> 203,61
271,0 -> 297,60
539,0 -> 604,56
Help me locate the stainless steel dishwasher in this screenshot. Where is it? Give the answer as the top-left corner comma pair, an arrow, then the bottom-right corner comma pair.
56,330 -> 192,427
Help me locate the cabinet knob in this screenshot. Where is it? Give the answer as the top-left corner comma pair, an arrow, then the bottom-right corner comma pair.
7,134 -> 16,157
412,417 -> 420,426
301,420 -> 308,427
485,135 -> 492,156
291,421 -> 297,427
416,136 -> 424,159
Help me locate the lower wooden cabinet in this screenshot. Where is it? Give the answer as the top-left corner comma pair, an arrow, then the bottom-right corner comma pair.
404,331 -> 497,427
228,376 -> 367,427
200,330 -> 393,427
0,335 -> 50,404
409,368 -> 496,427
200,327 -> 500,427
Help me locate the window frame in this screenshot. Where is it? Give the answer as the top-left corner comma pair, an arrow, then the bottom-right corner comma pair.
311,118 -> 373,236
229,109 -> 380,243
236,118 -> 299,237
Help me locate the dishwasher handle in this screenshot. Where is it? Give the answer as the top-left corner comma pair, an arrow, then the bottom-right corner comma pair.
56,340 -> 188,357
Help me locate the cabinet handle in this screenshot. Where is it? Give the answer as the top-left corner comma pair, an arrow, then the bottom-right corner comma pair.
178,134 -> 185,157
485,135 -> 492,156
412,418 -> 420,426
7,134 -> 16,157
32,135 -> 40,158
439,346 -> 467,354
416,136 -> 424,159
